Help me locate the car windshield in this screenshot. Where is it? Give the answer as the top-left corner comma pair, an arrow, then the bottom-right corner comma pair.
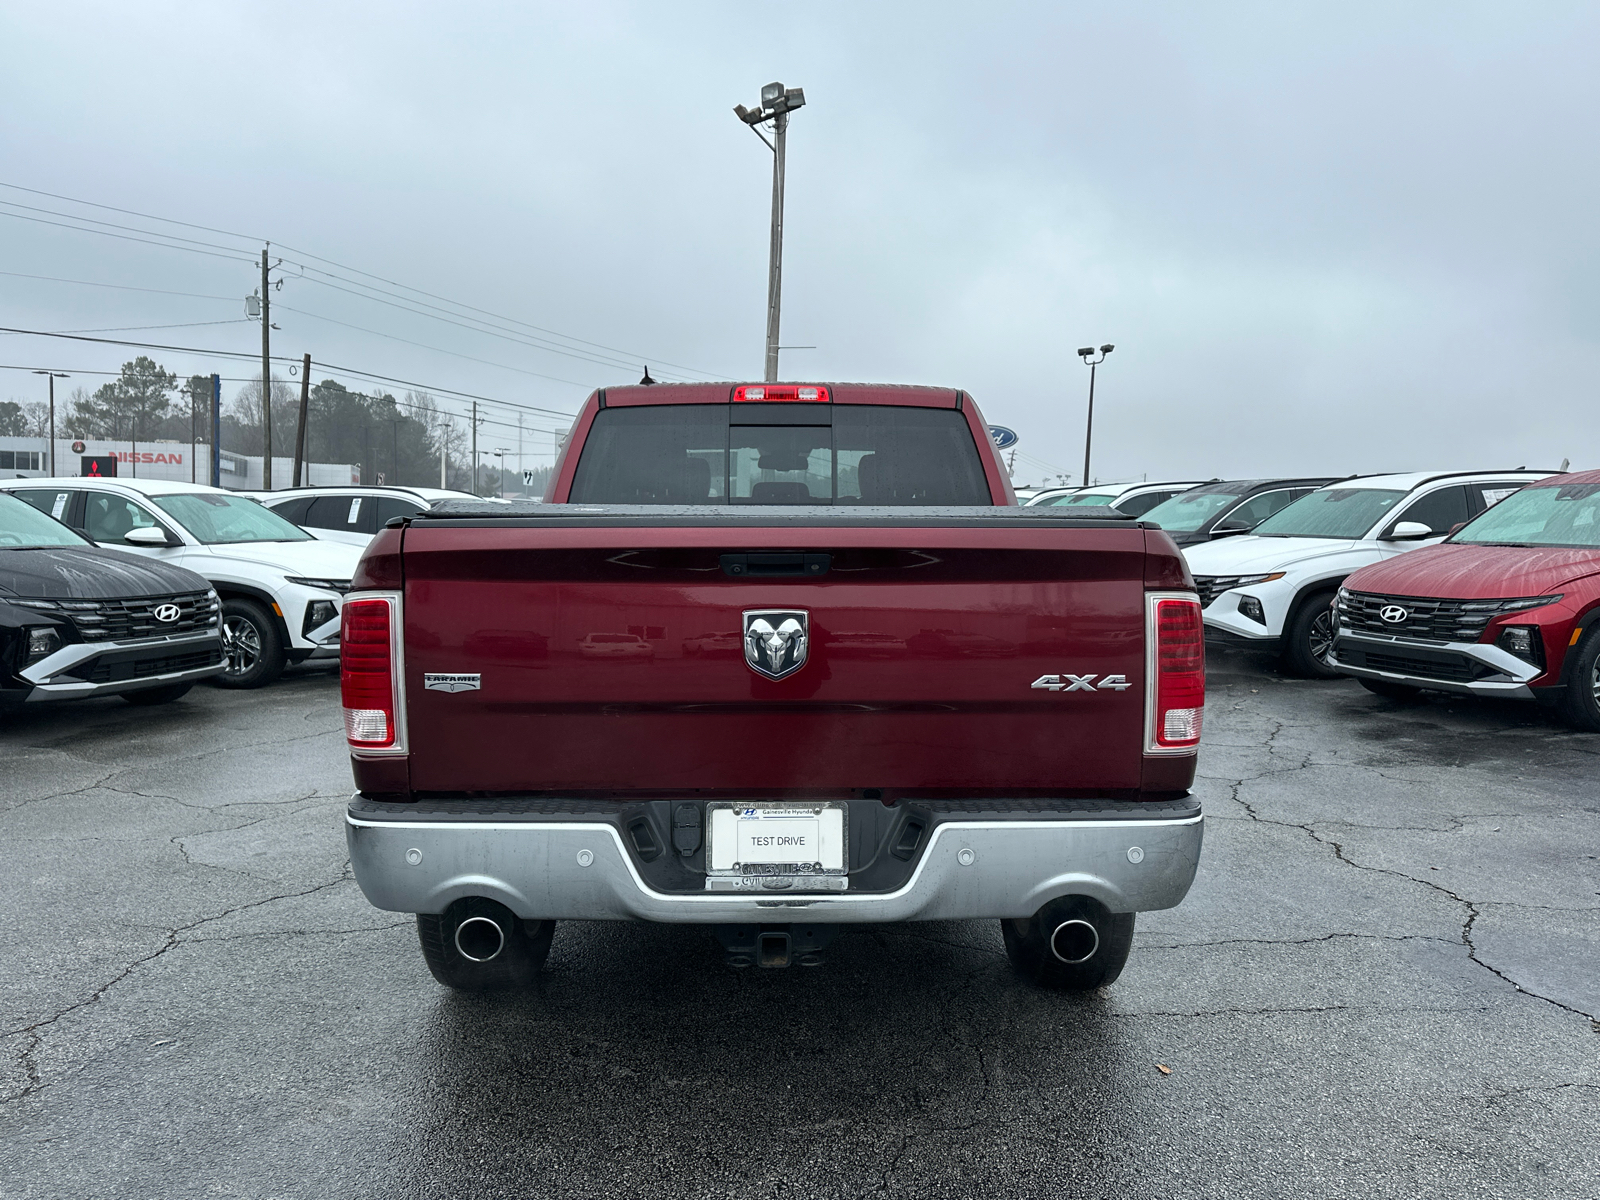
1251,488 -> 1404,539
1452,482 -> 1600,548
1141,489 -> 1244,531
0,492 -> 91,549
151,493 -> 312,543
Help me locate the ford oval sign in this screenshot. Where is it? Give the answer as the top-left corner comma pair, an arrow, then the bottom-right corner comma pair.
987,425 -> 1019,450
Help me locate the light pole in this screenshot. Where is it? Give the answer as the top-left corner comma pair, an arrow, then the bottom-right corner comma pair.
32,371 -> 68,476
735,81 -> 806,382
1076,344 -> 1114,487
492,448 -> 511,498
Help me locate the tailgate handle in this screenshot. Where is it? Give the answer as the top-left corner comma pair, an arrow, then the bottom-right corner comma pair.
720,553 -> 831,579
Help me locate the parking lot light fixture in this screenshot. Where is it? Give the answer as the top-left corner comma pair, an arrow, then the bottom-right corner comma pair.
734,81 -> 806,383
1078,344 -> 1114,487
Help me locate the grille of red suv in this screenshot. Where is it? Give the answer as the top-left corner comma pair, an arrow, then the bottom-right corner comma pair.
1335,590 -> 1558,644
10,591 -> 219,642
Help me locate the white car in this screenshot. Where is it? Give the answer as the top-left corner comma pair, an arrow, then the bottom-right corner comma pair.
1025,480 -> 1209,517
1182,470 -> 1553,677
252,485 -> 478,547
0,478 -> 365,688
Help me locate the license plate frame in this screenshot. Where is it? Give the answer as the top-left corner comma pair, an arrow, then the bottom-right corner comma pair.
704,802 -> 849,893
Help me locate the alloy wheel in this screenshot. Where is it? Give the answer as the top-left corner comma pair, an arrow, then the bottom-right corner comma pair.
1309,606 -> 1335,664
221,615 -> 261,678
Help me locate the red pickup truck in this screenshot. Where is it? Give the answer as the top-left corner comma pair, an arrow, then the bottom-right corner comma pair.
341,382 -> 1205,992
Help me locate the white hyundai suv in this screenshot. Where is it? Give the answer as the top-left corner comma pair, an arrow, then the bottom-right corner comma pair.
1181,470 -> 1553,677
0,478 -> 365,688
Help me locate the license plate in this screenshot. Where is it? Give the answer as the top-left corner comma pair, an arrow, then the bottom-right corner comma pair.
705,803 -> 848,891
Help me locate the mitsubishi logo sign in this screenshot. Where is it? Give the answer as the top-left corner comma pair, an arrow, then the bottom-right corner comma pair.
743,609 -> 809,680
153,603 -> 181,623
1380,605 -> 1409,624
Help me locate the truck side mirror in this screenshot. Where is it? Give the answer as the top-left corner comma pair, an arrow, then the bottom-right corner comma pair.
1384,521 -> 1435,541
1446,521 -> 1467,536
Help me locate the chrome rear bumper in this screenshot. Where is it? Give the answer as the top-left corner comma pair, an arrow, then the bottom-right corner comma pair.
346,802 -> 1203,922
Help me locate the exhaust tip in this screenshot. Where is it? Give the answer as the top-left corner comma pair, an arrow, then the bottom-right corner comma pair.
1049,918 -> 1099,965
455,914 -> 506,962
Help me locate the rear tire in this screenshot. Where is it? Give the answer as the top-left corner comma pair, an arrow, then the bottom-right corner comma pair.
1358,677 -> 1423,701
1002,895 -> 1135,991
417,897 -> 554,991
1281,590 -> 1341,679
214,597 -> 285,689
122,682 -> 195,706
1559,627 -> 1600,733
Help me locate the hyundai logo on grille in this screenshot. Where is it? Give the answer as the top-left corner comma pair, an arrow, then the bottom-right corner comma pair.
153,603 -> 182,623
1379,604 -> 1409,624
743,609 -> 809,680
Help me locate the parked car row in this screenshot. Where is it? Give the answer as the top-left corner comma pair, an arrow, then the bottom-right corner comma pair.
1164,467 -> 1598,731
0,477 -> 364,694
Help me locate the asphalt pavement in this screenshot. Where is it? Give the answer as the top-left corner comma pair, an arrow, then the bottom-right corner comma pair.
2,653 -> 1597,1200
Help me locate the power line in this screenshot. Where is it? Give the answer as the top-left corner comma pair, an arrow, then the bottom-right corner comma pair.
0,198 -> 255,257
0,180 -> 261,243
0,209 -> 256,264
289,271 -> 697,380
0,177 -> 728,379
278,254 -> 724,379
32,319 -> 255,336
0,270 -> 238,301
276,303 -> 596,388
0,325 -> 579,422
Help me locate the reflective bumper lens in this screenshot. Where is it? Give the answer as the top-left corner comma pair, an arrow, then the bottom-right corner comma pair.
26,627 -> 62,664
1496,624 -> 1545,668
303,600 -> 338,637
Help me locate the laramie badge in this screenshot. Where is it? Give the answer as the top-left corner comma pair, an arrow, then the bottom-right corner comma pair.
743,610 -> 809,680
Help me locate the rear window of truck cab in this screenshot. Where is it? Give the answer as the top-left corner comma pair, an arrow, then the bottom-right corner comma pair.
568,403 -> 993,505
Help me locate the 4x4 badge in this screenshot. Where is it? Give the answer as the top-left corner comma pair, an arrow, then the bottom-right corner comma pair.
1031,674 -> 1131,692
743,610 -> 809,680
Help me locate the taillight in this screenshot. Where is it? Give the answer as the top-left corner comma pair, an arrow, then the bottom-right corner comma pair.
341,597 -> 397,749
732,384 -> 830,402
1151,595 -> 1205,750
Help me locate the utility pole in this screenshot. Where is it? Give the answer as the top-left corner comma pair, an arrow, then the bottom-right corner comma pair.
517,412 -> 523,496
189,377 -> 197,483
260,245 -> 273,489
1076,344 -> 1114,487
210,374 -> 221,486
471,400 -> 478,495
440,440 -> 447,488
292,352 -> 310,489
32,371 -> 67,476
735,82 -> 806,382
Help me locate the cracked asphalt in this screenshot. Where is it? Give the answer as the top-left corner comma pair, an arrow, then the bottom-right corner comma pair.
2,651 -> 1597,1200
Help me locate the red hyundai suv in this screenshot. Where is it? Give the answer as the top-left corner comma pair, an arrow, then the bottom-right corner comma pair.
1329,470 -> 1600,731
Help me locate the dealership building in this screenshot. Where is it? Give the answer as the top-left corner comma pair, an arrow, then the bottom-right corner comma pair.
0,437 -> 357,490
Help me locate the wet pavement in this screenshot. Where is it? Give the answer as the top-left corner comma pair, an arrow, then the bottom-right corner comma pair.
1,652 -> 1597,1199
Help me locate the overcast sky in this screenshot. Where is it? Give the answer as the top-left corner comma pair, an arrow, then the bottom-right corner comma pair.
2,2 -> 1597,484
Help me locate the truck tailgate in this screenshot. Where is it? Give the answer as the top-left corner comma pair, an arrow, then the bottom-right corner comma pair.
398,521 -> 1149,795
